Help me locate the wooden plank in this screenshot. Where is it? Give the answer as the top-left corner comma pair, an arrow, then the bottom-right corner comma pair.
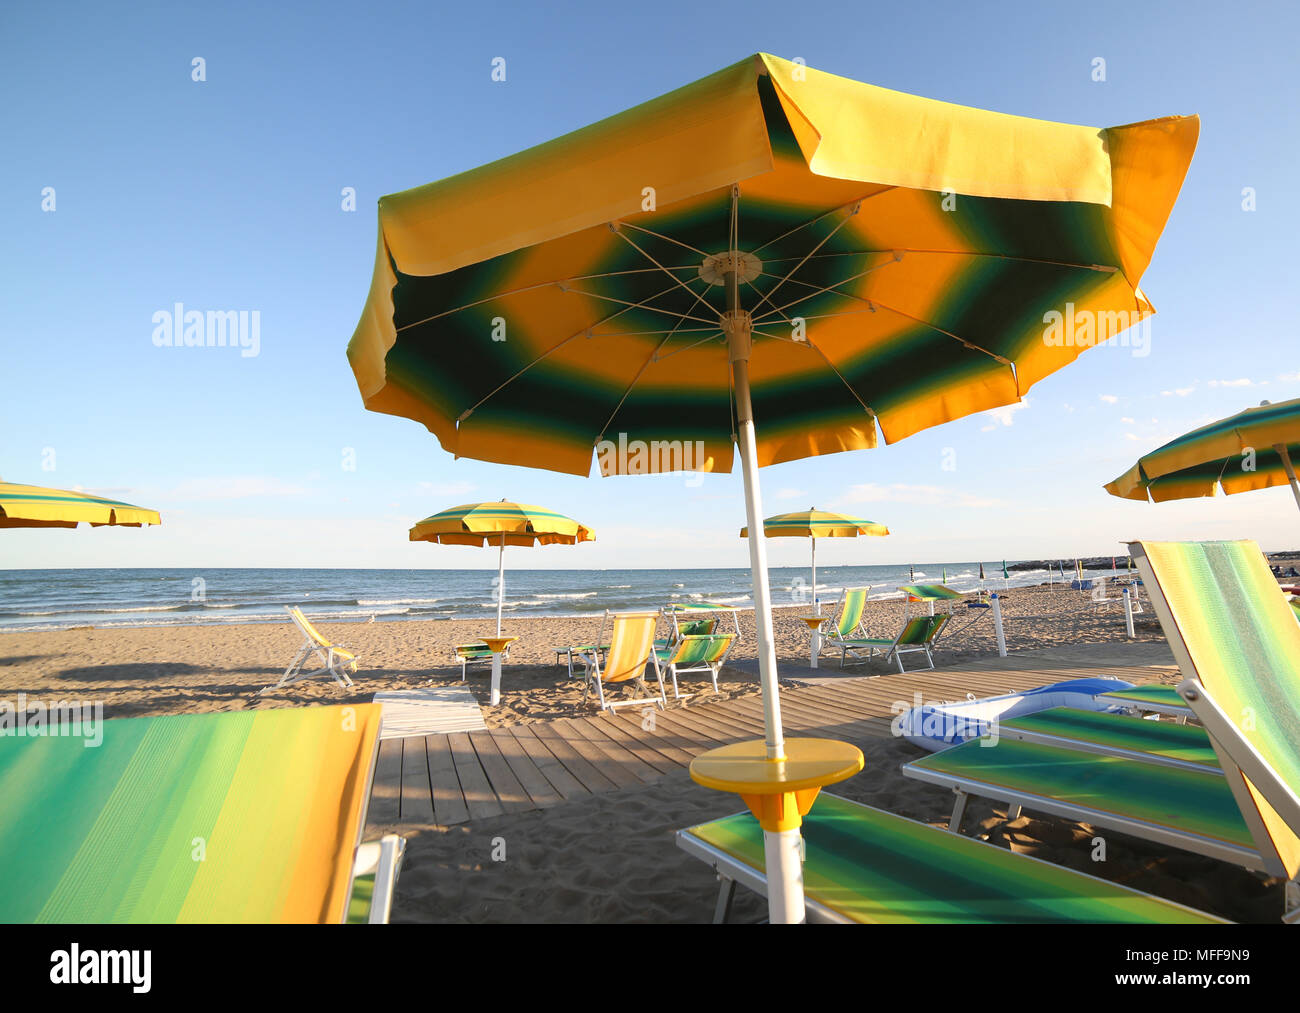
508,725 -> 593,801
399,736 -> 434,822
487,727 -> 565,808
447,731 -> 506,821
530,722 -> 622,793
426,733 -> 470,826
366,736 -> 403,827
467,730 -> 536,814
584,712 -> 694,769
560,718 -> 666,784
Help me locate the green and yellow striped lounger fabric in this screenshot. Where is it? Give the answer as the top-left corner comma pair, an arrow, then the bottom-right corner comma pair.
904,738 -> 1258,866
1099,683 -> 1192,716
898,584 -> 963,600
831,589 -> 868,638
1137,540 -> 1300,881
655,635 -> 733,668
1001,707 -> 1219,772
0,705 -> 381,923
679,794 -> 1221,923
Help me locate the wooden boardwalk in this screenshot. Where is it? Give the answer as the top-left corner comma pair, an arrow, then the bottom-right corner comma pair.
364,643 -> 1176,832
373,685 -> 487,740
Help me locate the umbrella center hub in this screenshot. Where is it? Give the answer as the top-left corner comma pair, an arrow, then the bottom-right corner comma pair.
699,250 -> 762,286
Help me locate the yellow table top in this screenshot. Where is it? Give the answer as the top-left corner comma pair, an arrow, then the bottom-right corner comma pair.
478,636 -> 519,653
689,737 -> 863,795
793,615 -> 827,629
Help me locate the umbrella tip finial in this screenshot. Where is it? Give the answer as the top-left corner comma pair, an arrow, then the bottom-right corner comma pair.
1260,399 -> 1272,407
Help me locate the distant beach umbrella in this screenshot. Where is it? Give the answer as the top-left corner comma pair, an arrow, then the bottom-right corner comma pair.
909,563 -> 915,583
979,562 -> 986,582
740,509 -> 888,615
1106,397 -> 1300,514
343,52 -> 1195,924
0,482 -> 160,529
410,500 -> 594,635
942,566 -> 948,584
1001,560 -> 1009,579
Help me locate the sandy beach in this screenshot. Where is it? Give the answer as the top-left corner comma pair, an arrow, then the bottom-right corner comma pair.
0,582 -> 1163,724
5,578 -> 1280,924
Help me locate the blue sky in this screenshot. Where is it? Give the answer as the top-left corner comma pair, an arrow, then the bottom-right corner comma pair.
2,0 -> 1297,571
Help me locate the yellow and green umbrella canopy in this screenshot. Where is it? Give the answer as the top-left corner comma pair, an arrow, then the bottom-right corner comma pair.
0,482 -> 161,529
409,500 -> 593,633
1105,398 -> 1300,512
349,53 -> 1197,477
740,510 -> 889,612
347,53 -> 1196,921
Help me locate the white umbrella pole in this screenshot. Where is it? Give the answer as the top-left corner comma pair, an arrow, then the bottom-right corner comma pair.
811,537 -> 818,615
725,271 -> 802,925
496,533 -> 505,637
1275,444 -> 1300,515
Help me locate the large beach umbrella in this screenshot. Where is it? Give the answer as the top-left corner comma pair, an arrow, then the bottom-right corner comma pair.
409,500 -> 593,634
739,509 -> 888,613
0,482 -> 161,528
346,53 -> 1196,921
1105,397 -> 1300,513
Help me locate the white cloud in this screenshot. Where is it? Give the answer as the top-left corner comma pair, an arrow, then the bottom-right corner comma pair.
166,476 -> 310,501
983,398 -> 1029,428
1161,386 -> 1196,397
1099,394 -> 1119,404
1120,416 -> 1135,424
1278,372 -> 1300,382
837,482 -> 1003,509
1208,378 -> 1253,388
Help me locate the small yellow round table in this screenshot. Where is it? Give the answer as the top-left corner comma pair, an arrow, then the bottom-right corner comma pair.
689,737 -> 863,922
793,615 -> 827,668
478,636 -> 518,706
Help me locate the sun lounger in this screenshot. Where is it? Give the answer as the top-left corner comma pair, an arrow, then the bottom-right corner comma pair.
0,704 -> 403,923
262,605 -> 358,692
677,793 -> 1222,923
827,613 -> 950,671
901,540 -> 1300,919
999,707 -> 1219,773
453,640 -> 512,679
577,610 -> 666,713
655,604 -> 742,698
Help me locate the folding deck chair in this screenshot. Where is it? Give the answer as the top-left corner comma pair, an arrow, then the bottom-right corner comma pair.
577,610 -> 667,713
828,612 -> 950,672
901,540 -> 1300,920
655,604 -> 741,699
262,605 -> 358,692
815,586 -> 869,662
0,704 -> 405,923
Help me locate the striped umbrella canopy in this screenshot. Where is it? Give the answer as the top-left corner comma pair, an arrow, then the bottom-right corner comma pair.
740,509 -> 889,614
346,53 -> 1195,922
409,500 -> 594,634
0,482 -> 161,529
1105,398 -> 1300,512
